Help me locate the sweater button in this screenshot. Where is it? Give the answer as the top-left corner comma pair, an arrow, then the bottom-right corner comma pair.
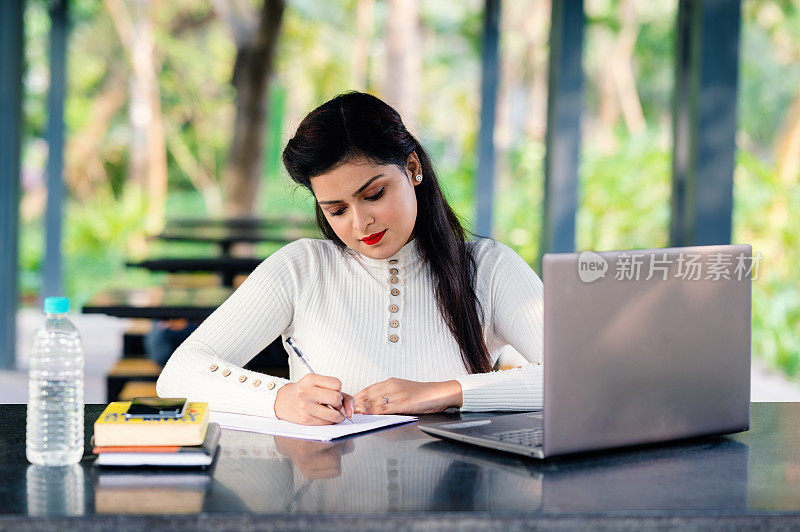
389,276 -> 399,284
389,334 -> 399,343
390,288 -> 399,296
209,364 -> 218,372
238,375 -> 247,383
390,320 -> 399,328
388,259 -> 399,264
389,268 -> 399,275
253,379 -> 261,387
267,381 -> 276,390
222,369 -> 231,377
389,304 -> 399,313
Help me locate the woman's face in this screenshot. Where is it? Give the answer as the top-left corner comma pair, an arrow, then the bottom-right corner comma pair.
310,154 -> 422,259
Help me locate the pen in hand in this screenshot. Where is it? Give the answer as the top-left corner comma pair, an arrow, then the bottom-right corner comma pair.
285,337 -> 354,423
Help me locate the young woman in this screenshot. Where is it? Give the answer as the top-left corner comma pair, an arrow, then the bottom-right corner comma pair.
156,92 -> 544,425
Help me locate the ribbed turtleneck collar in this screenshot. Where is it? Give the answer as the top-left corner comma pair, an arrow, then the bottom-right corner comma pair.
351,238 -> 423,272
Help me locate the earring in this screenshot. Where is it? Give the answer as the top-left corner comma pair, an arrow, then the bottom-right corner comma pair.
415,174 -> 423,182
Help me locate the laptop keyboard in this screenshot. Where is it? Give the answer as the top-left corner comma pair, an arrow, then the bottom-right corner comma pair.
484,427 -> 543,447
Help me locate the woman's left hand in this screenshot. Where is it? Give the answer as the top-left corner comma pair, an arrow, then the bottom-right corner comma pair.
353,378 -> 463,415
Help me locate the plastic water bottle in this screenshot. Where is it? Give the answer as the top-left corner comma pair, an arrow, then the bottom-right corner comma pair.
26,297 -> 85,465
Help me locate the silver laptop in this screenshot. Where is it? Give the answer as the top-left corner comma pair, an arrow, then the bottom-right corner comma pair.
418,244 -> 752,459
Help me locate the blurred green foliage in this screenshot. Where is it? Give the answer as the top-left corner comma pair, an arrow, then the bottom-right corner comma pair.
577,131 -> 671,252
17,0 -> 800,378
733,1 -> 800,377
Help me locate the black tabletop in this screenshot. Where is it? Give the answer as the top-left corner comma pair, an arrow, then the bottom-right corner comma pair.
155,226 -> 321,246
82,286 -> 234,320
125,257 -> 264,287
165,216 -> 317,230
3,403 -> 800,529
126,257 -> 263,273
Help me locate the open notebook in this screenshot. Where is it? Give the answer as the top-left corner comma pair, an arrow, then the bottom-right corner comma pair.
209,411 -> 416,441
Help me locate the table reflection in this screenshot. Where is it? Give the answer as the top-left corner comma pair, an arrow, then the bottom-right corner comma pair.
274,436 -> 355,480
207,425 -> 749,514
207,424 -> 543,513
26,464 -> 84,517
422,436 -> 750,512
93,468 -> 211,514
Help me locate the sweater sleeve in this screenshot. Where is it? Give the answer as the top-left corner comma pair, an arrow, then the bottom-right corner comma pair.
455,242 -> 544,411
156,240 -> 312,418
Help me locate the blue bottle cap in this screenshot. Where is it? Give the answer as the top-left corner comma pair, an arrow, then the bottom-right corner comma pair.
43,297 -> 70,314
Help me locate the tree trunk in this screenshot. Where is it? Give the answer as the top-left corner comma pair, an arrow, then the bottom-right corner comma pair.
593,0 -> 644,149
105,0 -> 169,233
612,0 -> 645,135
384,0 -> 421,129
768,83 -> 800,252
594,28 -> 619,152
221,0 -> 285,217
351,0 -> 375,91
524,0 -> 550,142
166,128 -> 224,216
65,68 -> 127,200
775,84 -> 800,186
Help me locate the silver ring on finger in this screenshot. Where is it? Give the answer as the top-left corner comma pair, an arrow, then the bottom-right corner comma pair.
382,395 -> 389,405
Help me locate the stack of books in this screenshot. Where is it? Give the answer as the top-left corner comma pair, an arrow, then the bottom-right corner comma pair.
93,401 -> 220,467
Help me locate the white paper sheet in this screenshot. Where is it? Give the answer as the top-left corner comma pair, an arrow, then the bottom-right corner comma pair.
209,411 -> 417,441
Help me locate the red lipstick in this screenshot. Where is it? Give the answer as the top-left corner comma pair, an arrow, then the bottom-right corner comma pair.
361,230 -> 387,246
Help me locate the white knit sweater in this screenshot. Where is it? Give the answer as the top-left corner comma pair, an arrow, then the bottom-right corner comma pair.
156,238 -> 544,418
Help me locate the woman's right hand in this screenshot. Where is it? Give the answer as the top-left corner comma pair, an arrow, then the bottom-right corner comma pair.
274,373 -> 355,425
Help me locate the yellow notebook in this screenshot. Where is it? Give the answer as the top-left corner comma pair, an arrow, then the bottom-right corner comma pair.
94,401 -> 209,447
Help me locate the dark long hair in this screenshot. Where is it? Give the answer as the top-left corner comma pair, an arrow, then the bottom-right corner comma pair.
282,92 -> 493,374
